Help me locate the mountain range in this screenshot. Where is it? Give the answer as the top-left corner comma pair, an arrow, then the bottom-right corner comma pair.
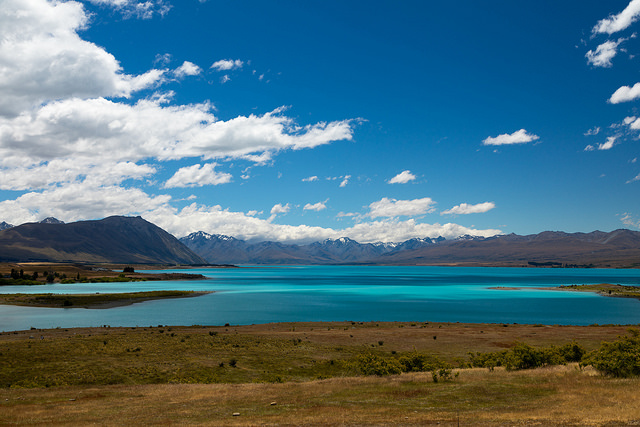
0,216 -> 206,264
179,229 -> 640,268
1,216 -> 639,267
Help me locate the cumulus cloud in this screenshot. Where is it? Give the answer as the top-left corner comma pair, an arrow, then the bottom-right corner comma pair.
87,0 -> 171,19
304,201 -> 327,211
593,0 -> 640,35
0,0 -> 166,117
211,59 -> 244,71
270,203 -> 290,215
0,99 -> 354,166
144,203 -> 501,244
609,82 -> 640,103
586,38 -> 625,67
0,183 -> 170,225
599,136 -> 616,150
388,170 -> 416,184
441,202 -> 496,215
0,160 -> 155,191
164,163 -> 232,188
339,175 -> 351,187
302,176 -> 319,182
367,197 -> 436,219
584,136 -> 617,151
482,129 -> 539,146
174,61 -> 201,78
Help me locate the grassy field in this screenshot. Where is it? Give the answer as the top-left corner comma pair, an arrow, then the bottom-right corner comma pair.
1,322 -> 639,425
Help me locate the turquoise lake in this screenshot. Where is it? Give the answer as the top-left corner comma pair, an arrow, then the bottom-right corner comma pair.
1,266 -> 640,331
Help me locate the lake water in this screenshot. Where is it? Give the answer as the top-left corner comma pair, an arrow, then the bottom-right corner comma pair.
1,266 -> 640,331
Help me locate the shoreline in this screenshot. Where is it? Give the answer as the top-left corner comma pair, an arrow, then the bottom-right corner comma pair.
0,290 -> 213,309
488,283 -> 640,301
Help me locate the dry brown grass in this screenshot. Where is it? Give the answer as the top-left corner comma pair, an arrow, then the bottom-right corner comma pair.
1,366 -> 639,425
1,322 -> 640,425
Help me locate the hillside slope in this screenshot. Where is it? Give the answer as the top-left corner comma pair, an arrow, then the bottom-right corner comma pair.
0,216 -> 207,264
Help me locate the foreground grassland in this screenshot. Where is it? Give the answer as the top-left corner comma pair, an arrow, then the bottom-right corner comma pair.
1,322 -> 640,425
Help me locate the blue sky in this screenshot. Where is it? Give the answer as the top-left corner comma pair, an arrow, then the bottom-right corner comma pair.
0,0 -> 639,243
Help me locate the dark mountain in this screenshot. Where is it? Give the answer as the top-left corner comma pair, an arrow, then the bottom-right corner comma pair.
40,217 -> 64,224
0,221 -> 13,231
305,237 -> 392,262
180,233 -> 440,265
372,229 -> 640,268
181,229 -> 640,267
0,216 -> 207,264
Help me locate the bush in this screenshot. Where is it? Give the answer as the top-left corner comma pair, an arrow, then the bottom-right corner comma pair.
399,352 -> 448,373
469,341 -> 587,371
584,329 -> 640,378
354,354 -> 402,376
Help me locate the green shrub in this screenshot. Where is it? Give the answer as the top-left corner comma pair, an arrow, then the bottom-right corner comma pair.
354,354 -> 402,376
469,341 -> 587,371
399,352 -> 448,372
584,329 -> 640,378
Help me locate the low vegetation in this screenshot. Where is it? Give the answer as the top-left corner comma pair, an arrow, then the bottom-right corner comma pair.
0,290 -> 209,309
1,322 -> 640,425
558,283 -> 640,300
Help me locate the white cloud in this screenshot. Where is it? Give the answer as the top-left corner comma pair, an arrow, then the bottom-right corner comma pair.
174,61 -> 201,78
145,203 -> 501,244
593,0 -> 640,35
0,183 -> 170,225
302,176 -> 319,182
441,202 -> 496,215
584,136 -> 617,151
87,0 -> 172,19
0,0 -> 166,118
388,170 -> 416,184
482,129 -> 539,146
599,136 -> 617,150
626,173 -> 640,183
339,175 -> 351,187
163,163 -> 232,188
211,59 -> 244,71
584,126 -> 601,136
270,203 -> 290,215
609,82 -> 640,103
586,39 -> 624,67
0,99 -> 354,166
304,201 -> 327,211
367,197 -> 436,219
620,212 -> 640,229
0,160 -> 155,191
220,75 -> 231,84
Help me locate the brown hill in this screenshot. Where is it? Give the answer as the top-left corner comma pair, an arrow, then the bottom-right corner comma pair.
0,216 -> 207,265
372,229 -> 640,267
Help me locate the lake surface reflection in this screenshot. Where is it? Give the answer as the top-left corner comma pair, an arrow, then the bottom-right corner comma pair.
1,266 -> 639,331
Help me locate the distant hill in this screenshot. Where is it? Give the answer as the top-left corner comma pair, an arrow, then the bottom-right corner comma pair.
0,216 -> 207,264
370,229 -> 640,268
0,221 -> 13,231
181,229 -> 640,268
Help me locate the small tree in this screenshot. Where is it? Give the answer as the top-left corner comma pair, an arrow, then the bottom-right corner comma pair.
585,329 -> 640,378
